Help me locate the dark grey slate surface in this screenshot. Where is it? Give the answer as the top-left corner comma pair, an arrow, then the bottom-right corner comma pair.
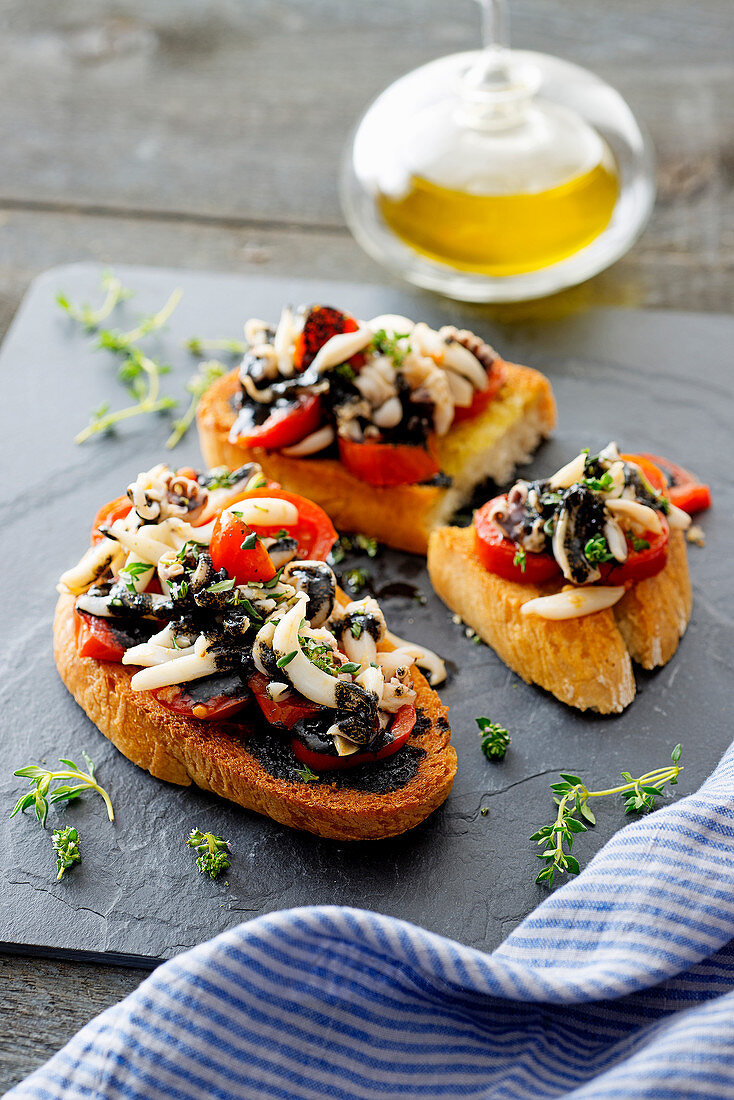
0,262 -> 730,964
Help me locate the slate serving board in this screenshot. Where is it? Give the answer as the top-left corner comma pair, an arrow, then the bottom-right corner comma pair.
0,263 -> 730,967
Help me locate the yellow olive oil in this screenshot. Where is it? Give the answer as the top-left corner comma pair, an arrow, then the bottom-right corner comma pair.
379,158 -> 619,276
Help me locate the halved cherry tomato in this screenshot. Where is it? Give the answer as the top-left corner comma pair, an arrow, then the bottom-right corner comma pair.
338,436 -> 440,488
452,362 -> 507,425
290,704 -> 417,771
474,493 -> 669,586
223,488 -> 337,561
209,510 -> 277,584
248,672 -> 321,729
74,610 -> 128,662
293,307 -> 359,372
598,518 -> 669,584
634,453 -> 712,515
474,497 -> 562,584
235,394 -> 323,451
152,672 -> 250,721
91,495 -> 132,544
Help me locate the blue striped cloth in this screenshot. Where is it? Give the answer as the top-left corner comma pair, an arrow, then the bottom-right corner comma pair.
11,743 -> 734,1100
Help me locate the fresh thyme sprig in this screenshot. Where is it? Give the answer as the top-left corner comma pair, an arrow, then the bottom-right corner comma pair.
477,718 -> 511,761
53,827 -> 82,880
11,752 -> 115,828
74,349 -> 178,443
185,336 -> 248,357
186,829 -> 231,879
165,359 -> 227,450
96,288 -> 183,352
56,270 -> 133,331
532,744 -> 683,888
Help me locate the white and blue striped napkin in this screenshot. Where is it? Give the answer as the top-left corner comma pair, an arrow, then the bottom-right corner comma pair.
11,742 -> 734,1100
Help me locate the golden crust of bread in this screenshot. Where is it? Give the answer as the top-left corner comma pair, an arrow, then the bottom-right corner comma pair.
196,361 -> 555,555
54,594 -> 456,841
427,526 -> 691,714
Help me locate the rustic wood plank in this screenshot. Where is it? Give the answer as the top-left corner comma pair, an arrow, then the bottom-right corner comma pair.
0,954 -> 148,1091
0,1 -> 733,226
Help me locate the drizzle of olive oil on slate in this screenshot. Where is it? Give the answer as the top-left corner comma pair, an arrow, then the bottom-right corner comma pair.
0,264 -> 729,966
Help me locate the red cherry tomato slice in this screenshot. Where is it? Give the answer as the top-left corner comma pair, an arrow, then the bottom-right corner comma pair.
290,704 -> 417,771
633,453 -> 712,515
91,495 -> 132,544
209,510 -> 277,584
222,488 -> 337,561
598,517 -> 669,584
235,394 -> 323,451
248,672 -> 321,729
474,497 -> 561,585
74,610 -> 128,662
152,678 -> 250,721
293,307 -> 359,371
338,436 -> 440,488
452,362 -> 507,425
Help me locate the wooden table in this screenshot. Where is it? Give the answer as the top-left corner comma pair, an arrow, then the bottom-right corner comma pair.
2,0 -> 732,1087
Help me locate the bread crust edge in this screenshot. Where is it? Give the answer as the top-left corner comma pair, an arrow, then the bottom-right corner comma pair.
427,526 -> 691,714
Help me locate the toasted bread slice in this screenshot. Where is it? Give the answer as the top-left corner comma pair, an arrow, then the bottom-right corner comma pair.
197,361 -> 556,555
427,526 -> 691,714
54,594 -> 456,840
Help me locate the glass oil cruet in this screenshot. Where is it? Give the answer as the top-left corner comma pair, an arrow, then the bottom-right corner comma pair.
341,0 -> 655,302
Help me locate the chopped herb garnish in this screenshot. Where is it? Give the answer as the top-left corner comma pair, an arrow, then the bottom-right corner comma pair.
477,718 -> 511,761
52,827 -> 82,880
344,567 -> 369,594
186,829 -> 230,879
295,765 -> 320,783
532,744 -> 683,888
350,620 -> 363,640
207,578 -> 236,594
513,548 -> 527,573
276,650 -> 297,668
371,329 -> 410,367
241,532 -> 258,550
583,471 -> 614,492
263,567 -> 285,589
118,560 -> 154,594
334,362 -> 357,382
584,535 -> 615,563
631,536 -> 651,552
339,661 -> 361,675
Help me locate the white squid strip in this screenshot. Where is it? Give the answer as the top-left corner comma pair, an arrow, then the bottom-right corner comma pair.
274,305 -> 296,377
521,586 -> 626,620
605,498 -> 664,535
224,497 -> 299,528
666,503 -> 692,531
384,630 -> 446,686
380,680 -> 417,713
376,649 -> 416,680
273,597 -> 364,709
309,326 -> 373,373
108,521 -> 177,565
549,453 -> 587,491
58,541 -> 126,596
281,425 -> 335,457
122,641 -> 196,668
330,729 -> 360,757
367,314 -> 415,336
444,370 -> 475,408
440,340 -> 488,390
129,652 -> 218,691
